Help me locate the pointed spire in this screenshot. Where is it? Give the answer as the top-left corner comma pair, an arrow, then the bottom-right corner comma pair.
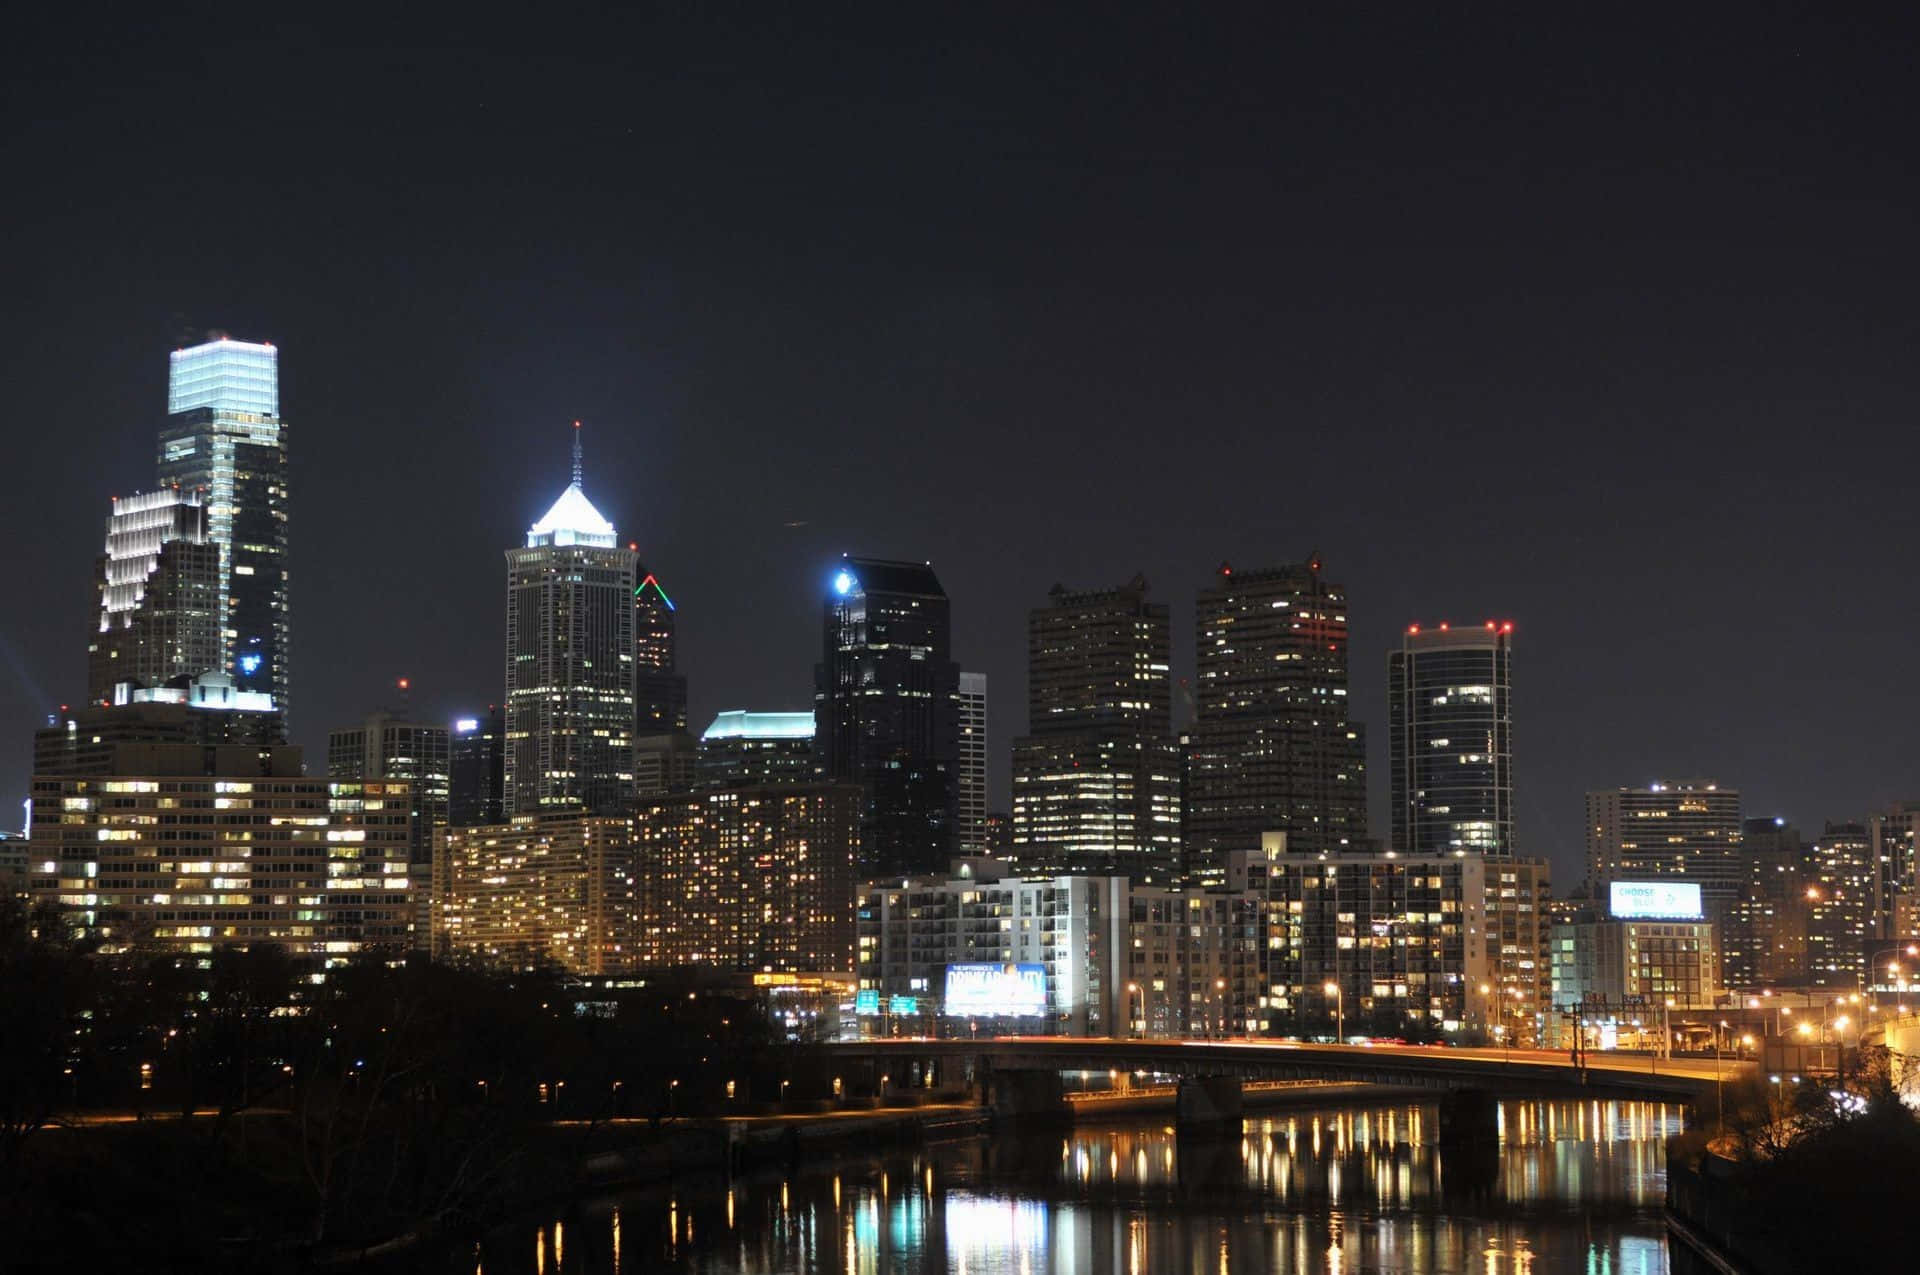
571,420 -> 584,489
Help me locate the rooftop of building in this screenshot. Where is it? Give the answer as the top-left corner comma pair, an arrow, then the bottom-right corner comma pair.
832,556 -> 946,598
702,710 -> 816,742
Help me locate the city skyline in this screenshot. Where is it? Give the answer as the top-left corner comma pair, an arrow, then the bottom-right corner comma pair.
7,10 -> 1920,896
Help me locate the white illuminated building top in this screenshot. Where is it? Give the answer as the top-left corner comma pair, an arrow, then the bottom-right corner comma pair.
526,422 -> 618,547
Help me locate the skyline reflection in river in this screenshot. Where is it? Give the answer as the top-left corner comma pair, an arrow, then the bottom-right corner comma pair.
470,1098 -> 1681,1274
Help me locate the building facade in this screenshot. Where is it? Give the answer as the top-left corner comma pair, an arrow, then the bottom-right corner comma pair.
36,674 -> 284,776
814,556 -> 961,877
1807,820 -> 1874,989
448,707 -> 506,827
504,426 -> 637,815
27,748 -> 411,954
1009,578 -> 1180,881
155,337 -> 290,722
696,711 -> 817,788
86,489 -> 221,707
1868,801 -> 1920,940
433,810 -> 640,973
636,783 -> 861,973
327,712 -> 451,892
1548,884 -> 1718,1048
1723,817 -> 1808,991
1586,782 -> 1743,936
956,672 -> 989,853
1186,558 -> 1366,881
633,570 -> 688,734
1388,622 -> 1514,855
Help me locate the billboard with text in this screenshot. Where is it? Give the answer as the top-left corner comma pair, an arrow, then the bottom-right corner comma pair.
944,963 -> 1048,1016
1609,880 -> 1704,920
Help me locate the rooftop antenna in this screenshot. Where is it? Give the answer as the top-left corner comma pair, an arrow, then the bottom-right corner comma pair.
571,420 -> 583,488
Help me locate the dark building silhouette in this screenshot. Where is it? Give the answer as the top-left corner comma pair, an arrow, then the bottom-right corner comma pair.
814,556 -> 959,877
1009,576 -> 1180,880
1185,557 -> 1366,882
634,571 -> 688,733
1388,622 -> 1515,854
448,706 -> 506,826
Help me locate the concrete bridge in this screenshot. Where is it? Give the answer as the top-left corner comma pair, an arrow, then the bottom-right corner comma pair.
820,1037 -> 1744,1133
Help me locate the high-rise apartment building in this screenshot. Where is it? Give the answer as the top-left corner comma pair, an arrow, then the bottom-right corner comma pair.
1723,817 -> 1809,991
957,672 -> 989,853
1009,578 -> 1180,881
1868,801 -> 1920,940
633,571 -> 688,734
814,556 -> 960,877
504,426 -> 637,815
1389,622 -> 1514,854
1807,820 -> 1874,989
433,810 -> 641,973
448,707 -> 506,826
328,712 -> 451,873
697,711 -> 817,788
1586,782 -> 1743,932
86,490 -> 222,706
636,783 -> 861,973
155,337 -> 290,722
1185,558 -> 1365,880
28,746 -> 411,953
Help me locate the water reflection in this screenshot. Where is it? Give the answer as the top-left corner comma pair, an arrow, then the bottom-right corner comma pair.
467,1099 -> 1682,1274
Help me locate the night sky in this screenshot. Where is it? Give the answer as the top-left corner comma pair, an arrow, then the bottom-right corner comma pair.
5,8 -> 1917,887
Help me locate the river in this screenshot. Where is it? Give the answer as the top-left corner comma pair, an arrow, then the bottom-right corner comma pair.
463,1097 -> 1683,1274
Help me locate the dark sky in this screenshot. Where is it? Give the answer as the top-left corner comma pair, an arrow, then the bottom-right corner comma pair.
5,7 -> 1917,886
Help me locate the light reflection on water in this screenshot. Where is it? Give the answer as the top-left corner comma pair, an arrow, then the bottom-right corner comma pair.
469,1099 -> 1682,1274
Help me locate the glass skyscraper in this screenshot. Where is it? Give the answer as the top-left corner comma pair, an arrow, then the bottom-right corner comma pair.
155,337 -> 290,724
1388,622 -> 1515,854
86,489 -> 221,705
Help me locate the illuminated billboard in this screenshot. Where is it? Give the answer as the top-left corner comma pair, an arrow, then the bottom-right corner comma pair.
1609,881 -> 1703,920
944,963 -> 1047,1017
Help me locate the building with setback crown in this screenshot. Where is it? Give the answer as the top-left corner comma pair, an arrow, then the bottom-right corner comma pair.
697,711 -> 817,788
814,556 -> 960,877
504,425 -> 637,815
86,489 -> 222,706
633,571 -> 688,733
1389,621 -> 1515,854
1185,558 -> 1366,881
1009,577 -> 1180,881
156,337 -> 290,726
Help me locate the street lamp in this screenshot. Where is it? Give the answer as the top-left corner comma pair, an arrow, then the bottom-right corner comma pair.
1324,981 -> 1344,1043
1214,978 -> 1227,1040
1126,981 -> 1147,1039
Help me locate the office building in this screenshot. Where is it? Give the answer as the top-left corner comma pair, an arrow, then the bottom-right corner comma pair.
1009,578 -> 1180,881
86,490 -> 221,706
1388,621 -> 1514,854
1586,782 -> 1743,932
1806,820 -> 1874,988
448,707 -> 506,826
433,810 -> 641,973
1548,882 -> 1718,1048
637,783 -> 861,973
155,337 -> 290,723
328,711 -> 450,890
1185,558 -> 1366,881
814,556 -> 960,877
956,672 -> 989,852
0,831 -> 27,902
504,425 -> 637,815
633,570 -> 688,734
634,730 -> 698,797
35,673 -> 285,776
27,747 -> 411,953
1723,817 -> 1808,991
697,711 -> 816,788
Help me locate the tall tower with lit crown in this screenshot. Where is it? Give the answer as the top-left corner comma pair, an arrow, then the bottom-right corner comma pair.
504,423 -> 637,815
155,336 -> 290,727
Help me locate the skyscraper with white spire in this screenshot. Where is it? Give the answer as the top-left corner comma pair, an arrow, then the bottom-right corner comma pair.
504,423 -> 638,815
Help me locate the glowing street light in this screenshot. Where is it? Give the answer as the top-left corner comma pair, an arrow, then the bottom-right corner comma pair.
1324,981 -> 1344,1042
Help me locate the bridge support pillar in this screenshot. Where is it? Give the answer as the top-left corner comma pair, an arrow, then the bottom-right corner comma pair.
988,1069 -> 1068,1125
1437,1087 -> 1500,1150
1176,1075 -> 1244,1132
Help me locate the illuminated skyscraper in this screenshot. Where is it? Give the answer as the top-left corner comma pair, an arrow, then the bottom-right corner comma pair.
814,556 -> 960,877
328,711 -> 451,870
633,570 -> 688,733
156,337 -> 290,722
1388,621 -> 1515,854
697,711 -> 817,788
1185,558 -> 1366,881
1009,577 -> 1180,880
86,489 -> 221,705
1586,783 -> 1743,954
448,707 -> 506,826
504,425 -> 637,815
957,672 -> 989,853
